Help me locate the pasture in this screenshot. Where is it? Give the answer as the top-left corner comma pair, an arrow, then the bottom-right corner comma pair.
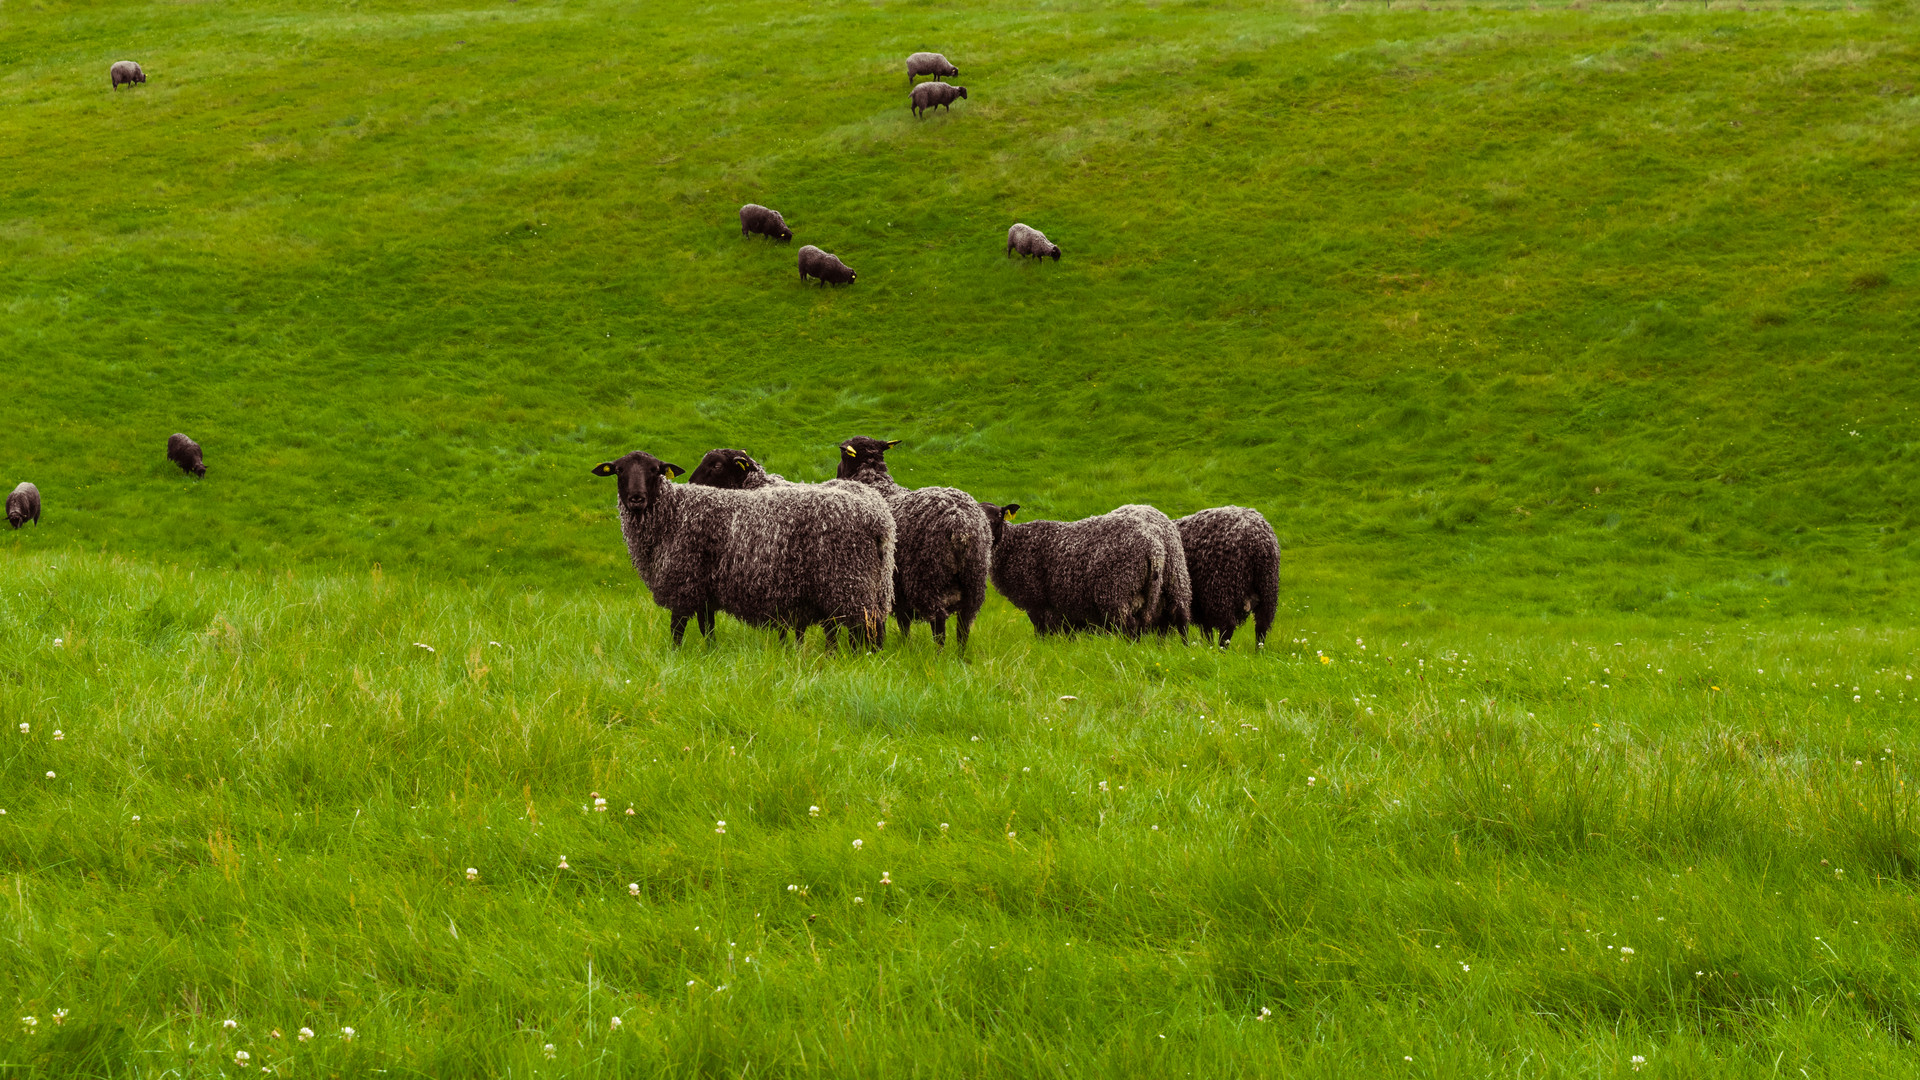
4,0 -> 1920,1074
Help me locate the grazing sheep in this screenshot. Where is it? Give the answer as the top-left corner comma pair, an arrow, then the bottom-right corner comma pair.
977,501 -> 1020,548
593,450 -> 894,649
687,448 -> 788,490
910,81 -> 967,118
906,52 -> 959,85
798,244 -> 856,285
167,433 -> 205,478
110,61 -> 145,89
1176,507 -> 1279,649
837,436 -> 1001,651
989,505 -> 1174,639
739,204 -> 793,242
7,483 -> 39,529
1007,222 -> 1061,261
1110,504 -> 1191,642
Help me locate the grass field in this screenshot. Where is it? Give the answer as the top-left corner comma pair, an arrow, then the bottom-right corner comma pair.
7,0 -> 1920,1075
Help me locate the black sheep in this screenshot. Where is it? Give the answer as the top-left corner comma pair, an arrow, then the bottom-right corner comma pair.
1176,507 -> 1279,648
7,483 -> 39,528
167,433 -> 206,478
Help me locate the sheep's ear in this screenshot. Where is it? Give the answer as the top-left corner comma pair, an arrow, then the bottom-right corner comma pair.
886,440 -> 902,448
1003,504 -> 1020,521
660,462 -> 685,479
591,462 -> 617,477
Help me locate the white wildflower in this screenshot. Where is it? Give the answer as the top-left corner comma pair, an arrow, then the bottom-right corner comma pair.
298,1028 -> 313,1042
235,1050 -> 250,1066
466,867 -> 478,882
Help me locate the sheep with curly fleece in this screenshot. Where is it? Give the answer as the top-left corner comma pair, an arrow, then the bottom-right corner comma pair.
1007,223 -> 1061,261
989,505 -> 1172,639
798,244 -> 856,285
687,448 -> 788,490
593,450 -> 893,648
167,433 -> 206,478
1176,507 -> 1279,648
1110,504 -> 1191,642
910,81 -> 967,118
7,483 -> 40,529
906,52 -> 958,85
110,61 -> 145,89
837,436 -> 1001,651
739,204 -> 793,242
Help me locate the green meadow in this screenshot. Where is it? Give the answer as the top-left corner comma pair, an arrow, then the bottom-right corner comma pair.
5,0 -> 1920,1074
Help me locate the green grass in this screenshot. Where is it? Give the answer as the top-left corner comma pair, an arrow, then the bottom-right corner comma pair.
3,552 -> 1920,1076
8,0 -> 1920,1074
6,0 -> 1920,616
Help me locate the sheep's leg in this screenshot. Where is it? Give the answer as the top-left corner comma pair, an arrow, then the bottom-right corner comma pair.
698,608 -> 717,640
669,612 -> 691,646
895,610 -> 911,641
930,615 -> 947,648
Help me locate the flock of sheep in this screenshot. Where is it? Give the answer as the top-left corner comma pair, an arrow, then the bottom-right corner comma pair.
740,52 -> 1063,285
593,438 -> 1279,652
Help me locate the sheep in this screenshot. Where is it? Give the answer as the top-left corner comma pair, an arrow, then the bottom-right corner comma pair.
798,244 -> 856,285
7,483 -> 39,529
167,433 -> 205,477
593,450 -> 894,649
110,61 -> 145,89
1007,222 -> 1061,261
910,81 -> 967,118
906,52 -> 958,85
1176,507 -> 1279,649
989,505 -> 1174,639
837,436 -> 1001,651
1109,504 -> 1191,642
687,448 -> 787,490
739,204 -> 793,242
977,501 -> 1020,548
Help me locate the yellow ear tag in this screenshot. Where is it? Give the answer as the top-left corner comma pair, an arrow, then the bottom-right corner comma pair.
842,447 -> 855,457
1005,510 -> 1017,521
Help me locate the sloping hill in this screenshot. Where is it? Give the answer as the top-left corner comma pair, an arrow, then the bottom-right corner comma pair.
4,0 -> 1918,619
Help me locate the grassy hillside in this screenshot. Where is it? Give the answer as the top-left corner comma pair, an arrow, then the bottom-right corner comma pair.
2,553 -> 1919,1077
5,0 -> 1920,618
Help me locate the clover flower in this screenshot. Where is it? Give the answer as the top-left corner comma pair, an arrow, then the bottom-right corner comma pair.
809,805 -> 820,817
1256,1007 -> 1271,1021
880,872 -> 892,886
558,856 -> 570,870
594,798 -> 607,812
466,867 -> 479,882
625,805 -> 635,815
715,820 -> 726,834
224,1018 -> 239,1030
52,730 -> 62,741
1631,1055 -> 1645,1071
939,822 -> 949,832
341,1027 -> 354,1040
45,771 -> 54,780
235,1050 -> 251,1066
609,1016 -> 622,1031
543,1044 -> 556,1060
298,1028 -> 314,1042
21,1016 -> 37,1031
52,1010 -> 66,1026
851,838 -> 863,850
853,896 -> 865,905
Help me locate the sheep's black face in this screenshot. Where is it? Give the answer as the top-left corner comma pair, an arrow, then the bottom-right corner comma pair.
593,451 -> 684,510
193,462 -> 206,477
7,513 -> 21,529
957,87 -> 968,99
688,448 -> 758,489
836,436 -> 899,480
778,226 -> 793,242
978,502 -> 1020,547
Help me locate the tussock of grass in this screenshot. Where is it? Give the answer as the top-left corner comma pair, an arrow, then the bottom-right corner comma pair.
3,554 -> 1918,1074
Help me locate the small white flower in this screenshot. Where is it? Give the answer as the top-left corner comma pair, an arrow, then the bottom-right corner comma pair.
52,639 -> 62,647
341,1027 -> 354,1040
543,1043 -> 556,1059
715,820 -> 726,834
466,867 -> 478,882
787,884 -> 798,892
21,1016 -> 37,1029
45,771 -> 54,780
809,805 -> 820,817
1007,831 -> 1017,839
131,815 -> 140,822
1620,947 -> 1634,955
52,1010 -> 66,1025
1631,1055 -> 1646,1071
1099,781 -> 1109,792
629,882 -> 640,896
269,1028 -> 281,1039
413,642 -> 434,653
876,820 -> 886,830
610,1016 -> 622,1030
51,730 -> 63,741
298,1027 -> 314,1042
880,872 -> 892,886
1460,963 -> 1470,972
1405,1056 -> 1413,1062
1855,695 -> 1862,702
1256,1006 -> 1271,1021
224,1018 -> 238,1030
235,1050 -> 251,1065
1058,695 -> 1077,701
939,822 -> 949,832
558,856 -> 570,869
971,735 -> 981,742
625,805 -> 635,815
852,896 -> 865,904
851,838 -> 863,850
594,797 -> 607,812
1307,776 -> 1316,785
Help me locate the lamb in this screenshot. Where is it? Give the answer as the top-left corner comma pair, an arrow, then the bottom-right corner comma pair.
7,483 -> 39,529
167,433 -> 206,477
1007,222 -> 1061,261
837,436 -> 1000,651
687,448 -> 787,490
798,244 -> 856,285
989,505 -> 1174,639
910,81 -> 967,118
1176,507 -> 1280,648
592,450 -> 894,649
906,52 -> 959,85
110,61 -> 145,89
739,204 -> 792,242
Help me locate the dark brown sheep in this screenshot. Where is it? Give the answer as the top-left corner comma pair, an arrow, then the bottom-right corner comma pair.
167,433 -> 205,478
739,204 -> 792,242
989,506 -> 1173,639
110,61 -> 146,89
7,483 -> 39,529
906,52 -> 959,85
1007,223 -> 1061,261
1176,507 -> 1279,648
978,501 -> 1021,548
798,244 -> 856,285
910,81 -> 967,118
1111,504 -> 1191,642
594,450 -> 894,649
837,436 -> 1001,651
687,448 -> 786,490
